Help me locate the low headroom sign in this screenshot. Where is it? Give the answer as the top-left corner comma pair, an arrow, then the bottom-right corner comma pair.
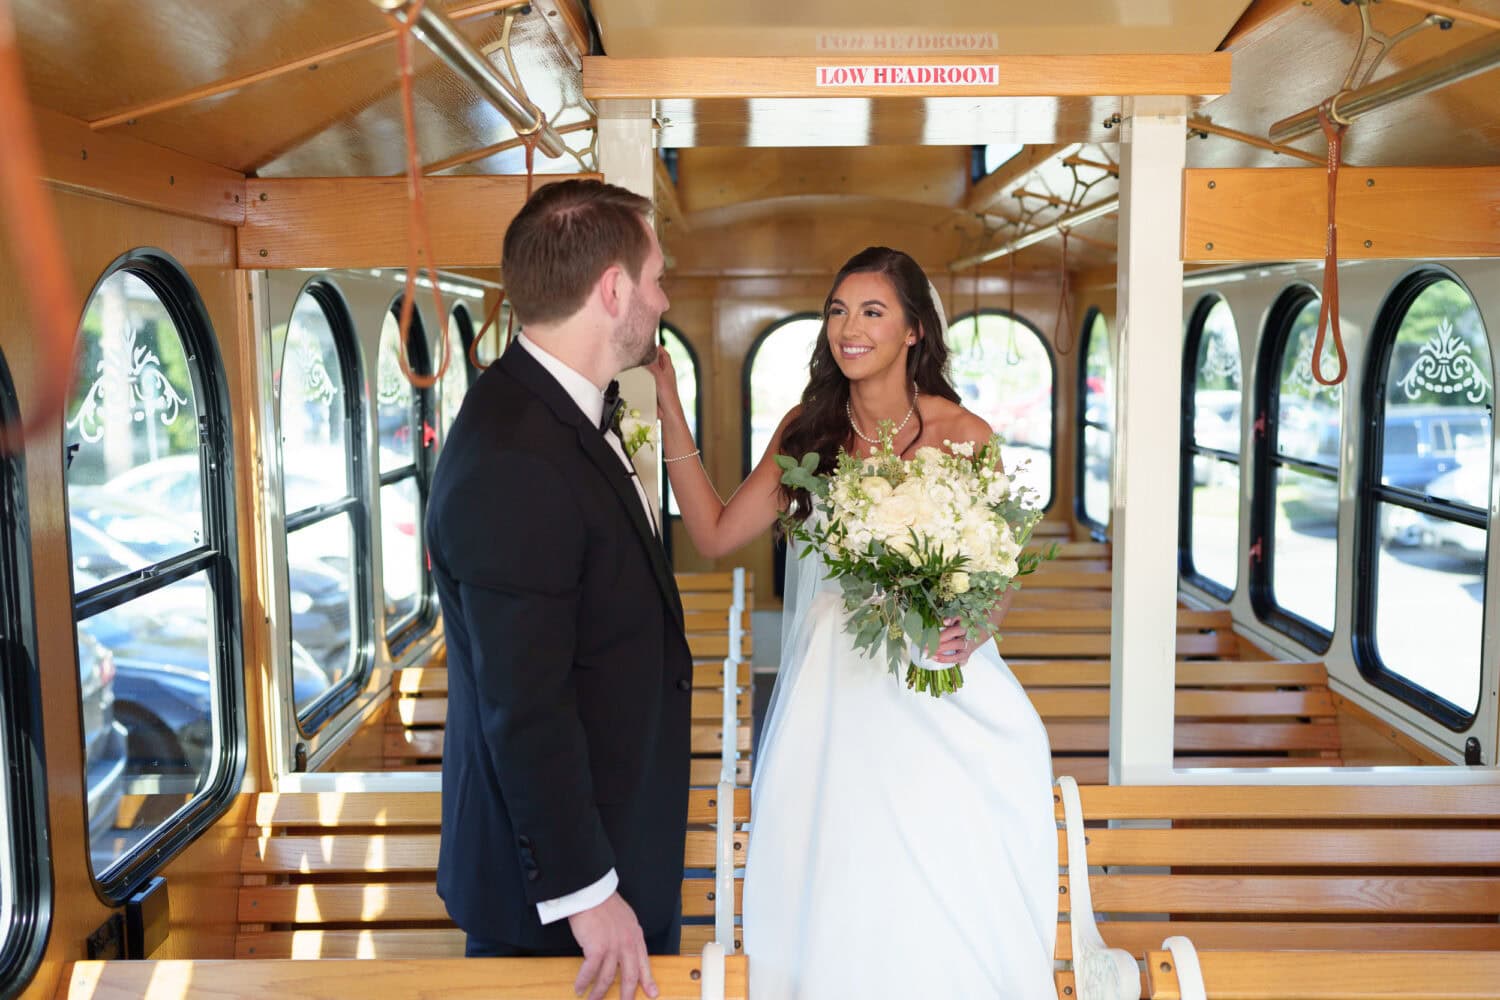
815,64 -> 1000,87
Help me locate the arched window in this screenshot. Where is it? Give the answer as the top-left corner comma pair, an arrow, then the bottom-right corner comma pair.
1076,309 -> 1112,534
63,252 -> 242,894
1251,285 -> 1340,650
1180,295 -> 1244,598
659,324 -> 700,520
439,305 -> 473,442
743,314 -> 822,475
0,351 -> 48,991
948,311 -> 1055,509
278,281 -> 370,730
377,302 -> 435,650
1356,272 -> 1492,726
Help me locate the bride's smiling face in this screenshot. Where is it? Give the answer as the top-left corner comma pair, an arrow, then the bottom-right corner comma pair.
825,272 -> 915,382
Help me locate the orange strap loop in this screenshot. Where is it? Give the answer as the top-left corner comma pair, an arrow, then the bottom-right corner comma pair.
0,0 -> 81,452
1053,229 -> 1074,356
389,0 -> 452,391
1311,100 -> 1349,387
466,289 -> 505,371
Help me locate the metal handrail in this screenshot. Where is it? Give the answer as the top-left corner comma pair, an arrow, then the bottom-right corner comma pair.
949,196 -> 1119,272
1269,30 -> 1500,145
372,0 -> 567,158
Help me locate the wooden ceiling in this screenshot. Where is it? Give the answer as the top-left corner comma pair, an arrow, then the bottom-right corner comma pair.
11,0 -> 1500,279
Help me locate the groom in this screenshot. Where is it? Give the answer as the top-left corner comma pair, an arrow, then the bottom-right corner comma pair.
426,179 -> 691,1000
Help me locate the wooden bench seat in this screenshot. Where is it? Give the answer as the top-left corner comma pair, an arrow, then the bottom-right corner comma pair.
1145,948 -> 1500,999
59,956 -> 746,999
386,571 -> 754,772
1014,659 -> 1342,780
237,790 -> 751,961
1057,784 -> 1500,997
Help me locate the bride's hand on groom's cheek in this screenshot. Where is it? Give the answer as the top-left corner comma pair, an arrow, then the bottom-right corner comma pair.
933,619 -> 981,665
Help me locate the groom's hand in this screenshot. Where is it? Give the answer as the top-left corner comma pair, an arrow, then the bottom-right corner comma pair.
568,892 -> 659,1000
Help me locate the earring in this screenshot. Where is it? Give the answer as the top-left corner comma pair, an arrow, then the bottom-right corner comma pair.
906,337 -> 916,345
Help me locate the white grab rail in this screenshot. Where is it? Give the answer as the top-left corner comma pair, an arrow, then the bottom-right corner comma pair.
1161,935 -> 1206,1000
1056,776 -> 1141,1000
713,567 -> 748,950
698,940 -> 726,1000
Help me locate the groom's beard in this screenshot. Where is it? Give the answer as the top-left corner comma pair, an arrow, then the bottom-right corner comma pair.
613,293 -> 660,370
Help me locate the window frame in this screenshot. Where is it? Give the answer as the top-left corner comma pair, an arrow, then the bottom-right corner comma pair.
377,298 -> 437,654
1249,282 -> 1338,653
448,302 -> 481,390
657,322 -> 702,564
741,312 -> 823,479
947,307 -> 1059,513
1179,293 -> 1243,601
281,279 -> 375,736
63,248 -> 245,901
1075,306 -> 1111,537
1353,266 -> 1491,731
0,353 -> 50,999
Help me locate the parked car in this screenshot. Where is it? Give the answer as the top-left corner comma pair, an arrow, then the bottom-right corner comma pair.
80,627 -> 129,852
69,502 -> 353,671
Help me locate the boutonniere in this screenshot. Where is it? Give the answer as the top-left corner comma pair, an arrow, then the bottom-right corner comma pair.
614,400 -> 655,460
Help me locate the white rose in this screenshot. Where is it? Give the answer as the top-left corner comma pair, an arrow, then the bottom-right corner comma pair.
861,476 -> 894,503
914,445 -> 946,468
871,492 -> 919,533
949,440 -> 975,458
948,571 -> 971,594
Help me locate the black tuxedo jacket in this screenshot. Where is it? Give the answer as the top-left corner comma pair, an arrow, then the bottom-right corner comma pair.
426,340 -> 692,950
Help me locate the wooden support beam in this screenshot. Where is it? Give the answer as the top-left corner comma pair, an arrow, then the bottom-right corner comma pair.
238,174 -> 598,269
1183,166 -> 1500,263
583,53 -> 1231,100
36,108 -> 245,226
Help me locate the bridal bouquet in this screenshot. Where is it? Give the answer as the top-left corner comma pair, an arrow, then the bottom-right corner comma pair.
776,427 -> 1054,697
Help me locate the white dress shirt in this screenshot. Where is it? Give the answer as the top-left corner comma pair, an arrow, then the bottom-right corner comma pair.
517,335 -> 658,536
515,334 -> 653,923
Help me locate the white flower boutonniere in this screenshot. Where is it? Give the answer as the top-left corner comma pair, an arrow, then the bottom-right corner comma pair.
614,402 -> 655,460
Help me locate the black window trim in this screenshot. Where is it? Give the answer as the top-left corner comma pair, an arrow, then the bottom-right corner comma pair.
448,302 -> 481,390
64,247 -> 245,902
741,312 -> 822,479
1179,292 -> 1242,602
658,321 -> 702,566
1353,265 -> 1491,732
1249,281 -> 1338,653
1075,306 -> 1110,538
742,311 -> 822,598
0,351 -> 52,1000
948,307 -> 1059,514
283,278 -> 375,736
379,296 -> 437,655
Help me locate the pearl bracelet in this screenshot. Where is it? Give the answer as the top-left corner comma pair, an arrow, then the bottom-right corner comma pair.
664,448 -> 701,464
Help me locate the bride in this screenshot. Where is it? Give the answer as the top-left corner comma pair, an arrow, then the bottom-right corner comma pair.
648,246 -> 1057,998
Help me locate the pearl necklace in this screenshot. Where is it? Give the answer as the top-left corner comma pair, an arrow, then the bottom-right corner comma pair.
847,389 -> 919,446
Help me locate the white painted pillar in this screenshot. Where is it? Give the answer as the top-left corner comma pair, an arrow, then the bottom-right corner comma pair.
597,107 -> 661,507
1109,97 -> 1187,784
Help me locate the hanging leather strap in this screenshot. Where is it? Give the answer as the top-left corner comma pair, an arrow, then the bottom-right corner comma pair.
1311,100 -> 1350,387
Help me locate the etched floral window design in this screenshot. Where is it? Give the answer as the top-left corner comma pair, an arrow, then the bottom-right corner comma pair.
1367,276 -> 1492,719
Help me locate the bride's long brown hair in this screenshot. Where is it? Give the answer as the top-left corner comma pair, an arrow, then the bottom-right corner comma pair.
778,247 -> 960,520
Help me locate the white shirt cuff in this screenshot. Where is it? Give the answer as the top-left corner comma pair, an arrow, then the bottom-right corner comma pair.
535,868 -> 619,925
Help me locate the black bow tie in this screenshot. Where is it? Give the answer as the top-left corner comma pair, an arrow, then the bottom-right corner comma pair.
600,379 -> 623,434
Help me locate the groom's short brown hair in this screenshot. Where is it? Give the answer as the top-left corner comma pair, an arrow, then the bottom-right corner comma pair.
501,179 -> 654,327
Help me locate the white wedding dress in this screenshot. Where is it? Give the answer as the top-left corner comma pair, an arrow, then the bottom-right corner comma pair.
742,535 -> 1059,999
